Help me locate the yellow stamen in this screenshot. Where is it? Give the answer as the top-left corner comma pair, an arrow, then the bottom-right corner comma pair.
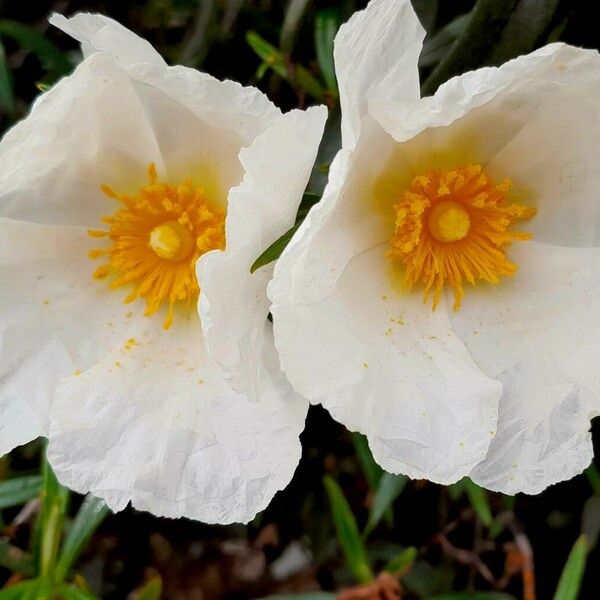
89,164 -> 225,329
388,164 -> 535,310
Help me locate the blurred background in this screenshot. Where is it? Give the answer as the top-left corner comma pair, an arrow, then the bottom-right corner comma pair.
1,1 -> 600,598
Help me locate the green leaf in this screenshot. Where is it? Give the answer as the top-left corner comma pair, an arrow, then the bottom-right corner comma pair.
314,8 -> 339,94
251,224 -> 298,274
553,535 -> 589,600
246,31 -> 326,101
323,475 -> 373,584
55,495 -> 110,582
364,473 -> 407,537
0,541 -> 36,577
412,0 -> 439,33
463,478 -> 492,528
0,475 -> 42,509
280,0 -> 312,54
0,580 -> 44,600
384,546 -> 417,575
419,13 -> 472,69
0,38 -> 14,114
55,584 -> 100,600
35,456 -> 70,580
421,0 -> 518,95
585,463 -> 600,496
0,20 -> 72,78
428,594 -> 516,600
352,432 -> 383,490
486,0 -> 561,65
582,495 -> 600,549
134,577 -> 163,600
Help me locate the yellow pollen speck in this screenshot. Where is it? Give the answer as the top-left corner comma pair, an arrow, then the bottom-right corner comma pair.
115,361 -> 122,368
88,164 -> 225,329
388,164 -> 535,310
198,379 -> 204,385
74,369 -> 81,376
362,362 -> 369,368
42,299 -> 50,306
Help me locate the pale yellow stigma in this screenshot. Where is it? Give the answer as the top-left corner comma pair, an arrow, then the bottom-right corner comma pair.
88,164 -> 225,329
427,200 -> 470,243
388,164 -> 536,310
149,221 -> 195,261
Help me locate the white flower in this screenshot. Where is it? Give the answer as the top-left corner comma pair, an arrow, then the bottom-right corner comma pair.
0,13 -> 326,522
269,0 -> 600,494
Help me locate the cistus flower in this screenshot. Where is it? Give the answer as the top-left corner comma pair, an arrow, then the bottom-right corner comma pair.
0,13 -> 326,522
269,0 -> 600,494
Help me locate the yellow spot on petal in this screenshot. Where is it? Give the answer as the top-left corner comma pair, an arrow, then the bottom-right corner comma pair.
362,362 -> 369,368
388,164 -> 535,310
198,379 -> 204,385
74,369 -> 81,376
89,164 -> 225,329
42,299 -> 50,306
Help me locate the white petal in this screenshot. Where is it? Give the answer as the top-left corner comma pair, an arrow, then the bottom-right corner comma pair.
448,242 -> 600,494
0,219 -> 142,455
47,317 -> 307,524
197,106 -> 327,393
272,236 -> 500,483
0,55 -> 166,227
334,0 -> 425,148
49,12 -> 166,67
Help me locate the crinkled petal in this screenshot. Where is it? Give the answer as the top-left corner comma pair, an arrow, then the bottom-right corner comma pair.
47,317 -> 307,524
334,0 -> 425,148
50,12 -> 166,67
369,44 -> 600,247
448,242 -> 600,494
272,236 -> 500,484
198,106 -> 327,394
0,219 -> 143,455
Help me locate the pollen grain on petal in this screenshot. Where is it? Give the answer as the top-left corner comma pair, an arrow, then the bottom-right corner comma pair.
388,164 -> 535,310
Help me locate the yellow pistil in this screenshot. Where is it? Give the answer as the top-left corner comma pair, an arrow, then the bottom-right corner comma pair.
388,164 -> 536,310
88,164 -> 225,329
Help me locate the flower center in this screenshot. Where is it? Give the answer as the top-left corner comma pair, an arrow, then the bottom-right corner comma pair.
388,164 -> 536,311
427,200 -> 471,243
88,164 -> 226,329
149,221 -> 195,261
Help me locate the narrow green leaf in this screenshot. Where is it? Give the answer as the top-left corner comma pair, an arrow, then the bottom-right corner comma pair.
280,0 -> 312,54
55,495 -> 110,582
421,0 -> 518,95
0,38 -> 14,114
384,546 -> 417,575
0,20 -> 72,77
0,475 -> 42,509
412,0 -> 439,33
135,577 -> 163,600
251,224 -> 298,274
55,584 -> 100,600
314,8 -> 339,93
585,463 -> 600,496
582,495 -> 600,550
246,31 -> 326,101
486,0 -> 561,65
419,13 -> 472,69
463,478 -> 492,528
36,456 -> 70,580
553,535 -> 589,600
323,475 -> 373,584
352,432 -> 383,490
364,473 -> 407,537
0,580 -> 43,600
